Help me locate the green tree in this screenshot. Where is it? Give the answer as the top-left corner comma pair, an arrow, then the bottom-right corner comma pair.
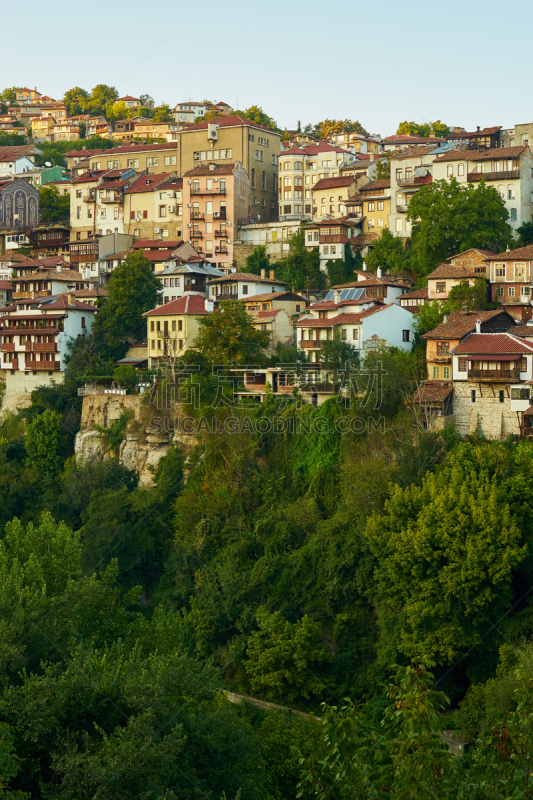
25,409 -> 64,477
152,103 -> 172,122
62,86 -> 90,116
140,94 -> 154,108
408,178 -> 512,277
364,445 -> 526,663
0,133 -> 26,147
93,250 -> 161,350
325,246 -> 360,287
277,230 -> 326,291
87,84 -> 118,117
312,119 -> 369,139
446,277 -> 492,312
113,364 -> 138,392
365,228 -> 410,274
320,331 -> 359,376
245,608 -> 332,703
244,245 -> 270,275
194,300 -> 270,364
517,220 -> 533,246
38,185 -> 70,224
396,120 -> 452,138
375,157 -> 391,179
0,87 -> 22,104
234,104 -> 279,131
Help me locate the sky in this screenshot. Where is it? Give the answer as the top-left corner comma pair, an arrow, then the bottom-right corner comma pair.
5,0 -> 533,137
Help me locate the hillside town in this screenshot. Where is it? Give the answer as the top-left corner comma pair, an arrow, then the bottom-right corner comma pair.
1,85 -> 533,441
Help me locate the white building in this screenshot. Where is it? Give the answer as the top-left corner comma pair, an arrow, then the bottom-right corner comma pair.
0,293 -> 97,394
209,270 -> 288,301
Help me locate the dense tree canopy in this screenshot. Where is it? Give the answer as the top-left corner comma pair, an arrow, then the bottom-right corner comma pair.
365,228 -> 410,275
408,178 -> 513,276
194,300 -> 270,364
397,119 -> 453,138
308,118 -> 369,139
277,229 -> 326,291
38,185 -> 70,224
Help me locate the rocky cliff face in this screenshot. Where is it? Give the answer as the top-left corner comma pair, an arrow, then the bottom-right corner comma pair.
75,395 -> 197,486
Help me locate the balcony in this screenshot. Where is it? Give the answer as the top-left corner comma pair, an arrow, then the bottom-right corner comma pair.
1,342 -> 15,352
397,175 -> 432,187
216,292 -> 238,300
83,194 -> 96,203
25,341 -> 58,353
1,326 -> 61,335
467,170 -> 520,182
191,187 -> 226,195
190,211 -> 204,219
100,194 -> 122,203
213,210 -> 227,220
300,340 -> 322,349
396,204 -> 409,213
215,246 -> 228,254
24,360 -> 60,371
190,231 -> 203,239
319,235 -> 349,244
214,230 -> 227,238
13,290 -> 52,299
468,368 -> 521,382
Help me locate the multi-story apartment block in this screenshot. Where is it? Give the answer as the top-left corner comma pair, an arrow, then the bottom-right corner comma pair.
426,263 -> 482,301
304,218 -> 362,272
87,118 -> 113,138
15,88 -> 42,104
446,126 -> 501,149
63,148 -> 106,171
176,116 -> 280,223
356,179 -> 391,240
0,293 -> 96,393
502,123 -> 533,151
158,258 -> 224,305
123,172 -> 183,242
484,245 -> 533,322
181,162 -> 249,271
327,132 -> 381,153
117,96 -> 142,109
340,153 -> 385,182
278,143 -> 356,221
209,270 -> 288,301
31,115 -> 56,143
172,101 -> 233,124
432,146 -> 533,232
70,167 -> 138,241
52,121 -> 81,142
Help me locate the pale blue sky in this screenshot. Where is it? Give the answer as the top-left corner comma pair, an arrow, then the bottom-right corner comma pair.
5,0 -> 532,136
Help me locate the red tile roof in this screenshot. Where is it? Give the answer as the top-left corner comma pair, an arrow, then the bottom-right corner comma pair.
0,280 -> 13,290
382,134 -> 445,145
138,250 -> 175,262
483,244 -> 533,261
132,239 -> 182,250
360,179 -> 391,191
412,381 -> 453,404
447,126 -> 501,140
209,272 -> 287,285
42,295 -> 97,311
451,332 -> 533,355
183,115 -> 278,134
297,306 -> 387,327
427,263 -> 478,280
124,173 -> 176,194
144,294 -> 211,316
311,175 -> 356,192
254,309 -> 281,319
117,96 -> 141,102
184,163 -> 237,177
400,287 -> 429,300
434,146 -> 525,163
423,310 -> 509,339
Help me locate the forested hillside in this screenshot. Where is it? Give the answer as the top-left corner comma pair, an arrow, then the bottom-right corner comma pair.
1,345 -> 533,798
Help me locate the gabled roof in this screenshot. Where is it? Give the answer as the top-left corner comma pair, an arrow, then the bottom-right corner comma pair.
423,310 -> 510,340
427,263 -> 478,280
13,267 -> 84,282
297,305 -> 390,327
311,175 -> 356,192
39,294 -> 97,311
124,173 -> 176,194
184,163 -> 237,177
241,290 -> 307,304
144,294 -> 211,316
132,239 -> 182,250
434,145 -> 526,163
182,115 -> 278,134
446,248 -> 495,261
447,126 -> 501,140
382,134 -> 446,145
451,332 -> 533,355
400,286 -> 429,301
117,95 -> 141,102
359,179 -> 391,191
138,250 -> 176,262
412,381 -> 453,404
483,244 -> 533,261
209,272 -> 287,285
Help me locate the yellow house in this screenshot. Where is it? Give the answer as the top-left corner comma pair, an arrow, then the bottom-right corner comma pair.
144,294 -> 213,365
358,179 -> 391,237
32,115 -> 56,142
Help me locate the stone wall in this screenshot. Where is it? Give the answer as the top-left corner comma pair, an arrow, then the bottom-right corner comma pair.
452,381 -> 519,439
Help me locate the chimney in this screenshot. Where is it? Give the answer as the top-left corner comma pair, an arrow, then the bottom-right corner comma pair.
477,126 -> 480,132
377,266 -> 382,279
260,268 -> 266,279
205,299 -> 214,312
67,293 -> 73,306
476,319 -> 481,333
269,269 -> 275,280
362,260 -> 367,271
56,262 -> 62,273
334,289 -> 340,305
443,314 -> 448,324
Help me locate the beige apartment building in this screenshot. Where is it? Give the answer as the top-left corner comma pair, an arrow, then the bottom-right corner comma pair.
181,162 -> 249,271
310,175 -> 359,219
70,167 -> 138,243
176,116 -> 281,223
123,173 -> 183,241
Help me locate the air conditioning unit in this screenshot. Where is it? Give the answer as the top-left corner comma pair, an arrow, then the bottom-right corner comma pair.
154,228 -> 160,233
168,205 -> 175,212
213,178 -> 219,182
187,180 -> 192,184
186,203 -> 192,208
187,223 -> 192,228
167,192 -> 173,197
135,216 -> 141,222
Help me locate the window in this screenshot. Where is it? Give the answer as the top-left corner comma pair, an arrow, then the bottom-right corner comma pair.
134,228 -> 140,236
242,285 -> 248,295
262,171 -> 266,190
100,208 -> 106,219
251,169 -> 255,188
443,366 -> 450,379
521,286 -> 531,296
323,246 -> 329,254
368,219 -> 375,229
368,201 -> 375,212
497,286 -> 504,297
495,264 -> 506,277
377,200 -> 384,211
436,281 -> 446,293
294,161 -> 303,170
395,218 -> 403,232
330,246 -> 336,254
447,165 -> 453,177
471,390 -> 476,403
352,328 -> 358,340
510,208 -> 517,221
458,358 -> 467,372
164,155 -> 177,165
508,184 -> 515,200
76,189 -> 82,198
508,286 -> 515,296
511,388 -> 530,399
432,366 -> 440,379
76,206 -> 81,219
520,357 -> 527,372
402,330 -> 411,342
396,169 -> 402,180
377,218 -> 384,228
436,341 -> 449,355
458,163 -> 465,176
499,390 -> 505,403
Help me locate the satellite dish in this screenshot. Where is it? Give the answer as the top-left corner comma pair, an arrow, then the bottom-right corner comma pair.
44,162 -> 52,167
414,167 -> 428,177
231,267 -> 237,273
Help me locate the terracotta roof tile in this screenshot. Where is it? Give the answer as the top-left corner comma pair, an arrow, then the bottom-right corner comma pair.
311,176 -> 356,192
240,290 -> 307,304
484,244 -> 533,261
427,263 -> 478,280
184,163 -> 237,177
144,295 -> 211,316
209,272 -> 287,285
434,145 -> 525,163
423,310 -> 509,340
451,332 -> 533,355
400,287 -> 429,300
412,381 -> 453,403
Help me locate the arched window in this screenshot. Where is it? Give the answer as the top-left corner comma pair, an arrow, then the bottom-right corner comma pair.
497,185 -> 504,199
457,163 -> 464,176
284,162 -> 290,171
251,168 -> 255,188
294,161 -> 303,170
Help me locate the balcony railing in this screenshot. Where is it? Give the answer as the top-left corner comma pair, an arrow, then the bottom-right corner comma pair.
25,342 -> 58,353
468,368 -> 521,382
191,188 -> 226,195
1,342 -> 15,352
216,292 -> 238,300
215,246 -> 228,254
190,231 -> 203,238
467,170 -> 520,182
396,204 -> 408,213
190,211 -> 204,219
1,326 -> 61,334
83,194 -> 96,203
213,210 -> 227,220
24,360 -> 60,371
100,194 -> 122,203
5,359 -> 18,370
214,230 -> 227,238
300,340 -> 322,349
397,175 -> 432,187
